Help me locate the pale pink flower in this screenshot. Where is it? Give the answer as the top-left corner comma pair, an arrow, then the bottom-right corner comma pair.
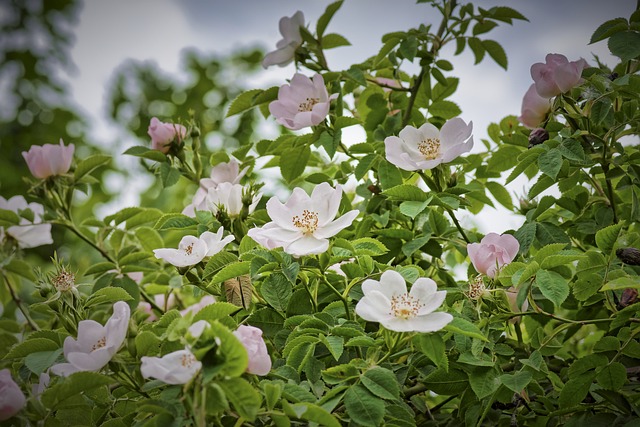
518,84 -> 552,128
22,139 -> 74,179
147,117 -> 187,154
153,228 -> 234,268
385,118 -> 474,171
206,183 -> 261,218
0,369 -> 26,421
50,301 -> 130,377
182,159 -> 248,216
0,196 -> 52,249
269,73 -> 337,130
180,295 -> 216,317
31,372 -> 50,399
467,233 -> 520,279
530,54 -> 589,98
137,293 -> 176,321
355,270 -> 453,333
233,325 -> 271,376
141,348 -> 201,385
247,182 -> 359,257
262,11 -> 304,68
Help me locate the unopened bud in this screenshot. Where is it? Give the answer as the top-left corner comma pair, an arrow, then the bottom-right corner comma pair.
619,288 -> 638,309
617,248 -> 640,266
528,128 -> 549,149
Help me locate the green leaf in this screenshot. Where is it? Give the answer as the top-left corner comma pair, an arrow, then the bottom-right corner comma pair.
538,148 -> 563,179
481,39 -> 507,69
608,30 -> 640,62
423,368 -> 468,395
601,275 -> 640,291
468,37 -> 485,64
445,317 -> 488,341
399,35 -> 417,61
219,377 -> 261,421
361,367 -> 400,400
280,145 -> 310,183
134,227 -> 164,252
352,238 -> 388,256
595,222 -> 623,255
317,0 -> 344,38
535,269 -> 569,306
159,162 -> 181,188
413,334 -> 448,371
344,384 -> 385,427
86,287 -> 134,306
591,18 -> 629,44
74,154 -> 111,181
487,145 -> 523,173
3,258 -> 37,281
193,302 -> 241,322
154,213 -> 198,230
533,243 -> 570,263
558,139 -> 585,161
4,338 -> 59,360
591,98 -> 612,126
597,363 -> 627,390
469,368 -> 500,399
559,372 -> 597,408
226,89 -> 264,118
122,146 -> 166,163
540,251 -> 586,270
248,308 -> 284,337
282,402 -> 341,427
573,273 -> 604,301
536,221 -> 570,246
210,261 -> 251,285
486,181 -> 514,210
322,33 -> 351,49
428,100 -> 461,120
355,153 -> 377,180
261,272 -> 292,312
514,222 -> 536,255
378,159 -> 403,189
203,251 -> 239,279
0,209 -> 20,226
499,371 -> 532,393
25,349 -> 63,375
321,335 -> 344,361
505,148 -> 542,184
41,371 -> 115,409
383,184 -> 429,202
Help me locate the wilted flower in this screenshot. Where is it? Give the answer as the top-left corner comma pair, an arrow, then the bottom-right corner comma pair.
141,348 -> 202,385
51,301 -> 130,377
148,117 -> 187,154
183,159 -> 248,216
518,84 -> 552,129
530,53 -> 588,98
22,139 -> 74,179
467,233 -> 520,279
233,325 -> 271,376
262,11 -> 304,68
153,228 -> 234,268
384,118 -> 474,171
355,270 -> 453,333
0,196 -> 52,249
0,369 -> 26,421
206,182 -> 261,218
247,182 -> 359,257
269,73 -> 337,130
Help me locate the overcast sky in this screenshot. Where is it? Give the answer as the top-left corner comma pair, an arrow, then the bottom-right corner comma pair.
68,0 -> 637,232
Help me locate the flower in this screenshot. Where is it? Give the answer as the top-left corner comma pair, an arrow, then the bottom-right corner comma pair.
518,84 -> 552,128
22,139 -> 74,179
153,228 -> 234,268
188,320 -> 210,338
384,117 -> 474,171
141,348 -> 201,385
180,295 -> 216,317
530,53 -> 588,98
50,301 -> 130,377
262,11 -> 304,68
467,233 -> 520,279
206,183 -> 261,218
355,270 -> 453,333
269,73 -> 337,130
182,159 -> 248,216
148,117 -> 187,154
31,372 -> 50,399
0,196 -> 52,249
0,369 -> 26,421
233,325 -> 271,375
247,182 -> 359,257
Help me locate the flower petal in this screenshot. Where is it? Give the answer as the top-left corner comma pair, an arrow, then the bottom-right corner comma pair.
284,235 -> 328,256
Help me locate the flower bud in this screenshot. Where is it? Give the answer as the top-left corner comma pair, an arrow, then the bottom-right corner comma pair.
528,128 -> 549,148
619,288 -> 638,309
617,248 -> 640,266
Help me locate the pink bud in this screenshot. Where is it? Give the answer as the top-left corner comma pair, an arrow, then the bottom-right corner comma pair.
0,369 -> 26,421
233,325 -> 271,376
530,54 -> 588,98
467,233 -> 520,279
518,84 -> 551,129
148,117 -> 187,154
22,139 -> 74,179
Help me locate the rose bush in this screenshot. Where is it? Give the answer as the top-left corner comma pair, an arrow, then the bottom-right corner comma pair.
1,1 -> 639,426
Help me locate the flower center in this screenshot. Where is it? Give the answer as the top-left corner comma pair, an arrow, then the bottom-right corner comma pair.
185,244 -> 193,255
417,138 -> 440,160
298,97 -> 319,112
292,209 -> 319,234
390,293 -> 424,319
181,353 -> 196,368
92,336 -> 106,351
53,270 -> 75,292
468,276 -> 486,300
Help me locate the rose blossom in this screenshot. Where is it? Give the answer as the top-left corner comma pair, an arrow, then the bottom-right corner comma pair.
355,270 -> 453,333
269,73 -> 337,130
247,182 -> 359,257
147,117 -> 187,154
153,228 -> 234,268
0,196 -> 52,249
50,301 -> 130,377
518,84 -> 552,128
0,369 -> 26,421
206,182 -> 261,218
530,53 -> 589,98
180,295 -> 216,317
385,117 -> 474,171
262,11 -> 304,68
22,139 -> 74,179
141,348 -> 201,385
233,325 -> 271,376
182,159 -> 248,216
467,233 -> 520,279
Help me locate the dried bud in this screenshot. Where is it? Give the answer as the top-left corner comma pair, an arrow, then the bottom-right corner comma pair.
617,248 -> 640,266
609,72 -> 618,81
619,288 -> 638,309
528,128 -> 549,148
367,185 -> 381,195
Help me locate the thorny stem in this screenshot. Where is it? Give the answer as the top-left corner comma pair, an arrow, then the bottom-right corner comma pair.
2,271 -> 40,331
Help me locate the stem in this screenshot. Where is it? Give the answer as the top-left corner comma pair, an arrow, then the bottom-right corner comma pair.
320,275 -> 351,321
2,271 -> 40,331
60,220 -> 115,263
417,171 -> 469,243
445,207 -> 470,243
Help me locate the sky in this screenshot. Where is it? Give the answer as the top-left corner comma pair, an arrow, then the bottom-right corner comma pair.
68,0 -> 637,232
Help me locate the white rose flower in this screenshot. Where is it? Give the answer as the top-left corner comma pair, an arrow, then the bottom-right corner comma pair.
0,196 -> 52,249
262,11 -> 305,68
141,348 -> 201,385
153,228 -> 234,268
206,182 -> 261,218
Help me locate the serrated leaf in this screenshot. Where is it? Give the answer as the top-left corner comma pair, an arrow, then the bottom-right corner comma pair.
428,100 -> 462,120
399,199 -> 431,219
322,32 -> 350,49
219,377 -> 260,421
122,146 -> 167,163
86,287 -> 134,306
226,89 -> 264,118
210,262 -> 251,285
468,37 -> 485,64
317,0 -> 343,38
344,384 -> 385,427
423,368 -> 468,395
535,269 -> 569,306
559,372 -> 597,408
261,272 -> 292,312
378,159 -> 403,189
590,18 -> 628,44
321,335 -> 344,361
352,238 -> 388,256
74,154 -> 111,181
469,368 -> 500,399
486,181 -> 514,210
481,39 -> 507,69
282,402 -> 341,427
159,162 -> 181,188
414,334 -> 448,371
224,275 -> 253,310
83,262 -> 117,276
41,371 -> 115,409
597,363 -> 627,390
445,317 -> 487,341
361,367 -> 400,400
203,251 -> 238,279
595,222 -> 623,255
608,30 -> 640,62
499,371 -> 532,393
514,222 -> 536,255
193,301 -> 241,322
0,209 -> 20,226
4,338 -> 59,360
382,184 -> 429,202
280,145 -> 310,183
154,214 -> 198,230
3,258 -> 37,281
538,148 -> 563,179
399,35 -> 417,61
601,275 -> 640,291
